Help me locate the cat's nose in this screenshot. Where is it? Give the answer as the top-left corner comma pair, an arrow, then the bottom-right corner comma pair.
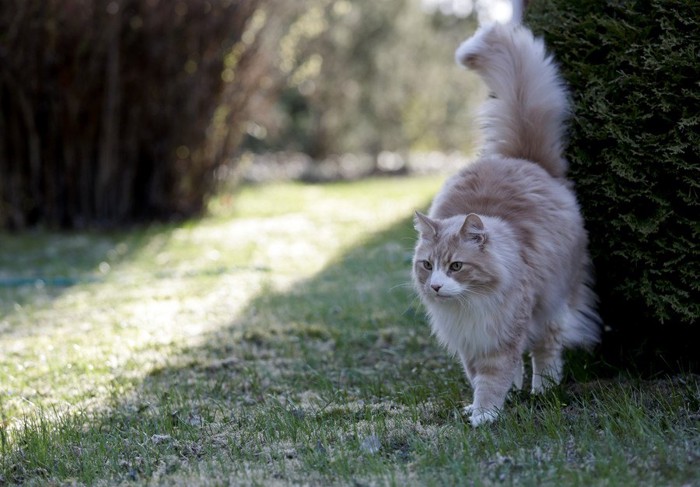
431,284 -> 442,293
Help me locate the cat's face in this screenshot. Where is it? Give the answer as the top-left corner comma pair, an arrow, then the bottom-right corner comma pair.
412,212 -> 500,302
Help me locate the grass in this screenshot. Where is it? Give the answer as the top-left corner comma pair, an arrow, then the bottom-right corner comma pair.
0,175 -> 698,486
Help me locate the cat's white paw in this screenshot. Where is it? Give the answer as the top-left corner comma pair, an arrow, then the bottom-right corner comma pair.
469,408 -> 499,427
464,403 -> 500,426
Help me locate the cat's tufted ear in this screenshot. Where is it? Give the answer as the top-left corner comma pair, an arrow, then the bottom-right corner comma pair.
414,212 -> 439,240
460,213 -> 486,246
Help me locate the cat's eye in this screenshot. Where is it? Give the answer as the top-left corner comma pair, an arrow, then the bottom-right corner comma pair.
422,260 -> 433,270
449,262 -> 463,272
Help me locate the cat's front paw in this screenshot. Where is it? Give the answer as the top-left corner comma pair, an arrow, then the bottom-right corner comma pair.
463,403 -> 474,416
469,408 -> 499,427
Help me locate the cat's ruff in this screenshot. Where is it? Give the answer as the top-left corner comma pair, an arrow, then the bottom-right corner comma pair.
412,21 -> 601,427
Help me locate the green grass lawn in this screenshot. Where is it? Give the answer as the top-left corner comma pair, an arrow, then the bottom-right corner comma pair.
0,176 -> 698,486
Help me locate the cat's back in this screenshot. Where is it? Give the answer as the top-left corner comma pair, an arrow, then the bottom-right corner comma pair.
429,156 -> 582,234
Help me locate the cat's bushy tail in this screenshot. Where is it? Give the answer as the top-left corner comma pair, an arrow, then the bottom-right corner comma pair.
563,265 -> 603,350
456,22 -> 569,178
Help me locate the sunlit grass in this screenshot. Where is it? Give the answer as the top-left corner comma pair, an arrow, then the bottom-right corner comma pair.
0,175 -> 698,486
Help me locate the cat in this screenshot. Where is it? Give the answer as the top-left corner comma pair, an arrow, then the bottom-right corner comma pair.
411,21 -> 601,426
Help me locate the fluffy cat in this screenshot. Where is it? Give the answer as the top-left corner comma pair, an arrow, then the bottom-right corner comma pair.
412,21 -> 601,426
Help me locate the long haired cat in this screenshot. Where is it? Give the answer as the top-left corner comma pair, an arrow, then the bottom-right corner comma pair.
412,21 -> 601,426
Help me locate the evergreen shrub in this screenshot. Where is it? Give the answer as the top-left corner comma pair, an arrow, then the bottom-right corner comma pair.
527,0 -> 699,368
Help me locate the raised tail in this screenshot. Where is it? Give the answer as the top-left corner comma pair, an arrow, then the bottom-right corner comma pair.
455,22 -> 570,178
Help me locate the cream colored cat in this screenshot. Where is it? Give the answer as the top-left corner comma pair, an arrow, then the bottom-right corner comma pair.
412,21 -> 601,426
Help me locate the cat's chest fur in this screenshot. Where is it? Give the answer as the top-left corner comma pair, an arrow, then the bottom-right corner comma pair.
424,293 -> 522,358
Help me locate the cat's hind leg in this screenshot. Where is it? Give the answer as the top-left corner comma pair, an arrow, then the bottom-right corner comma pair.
513,355 -> 524,391
530,335 -> 564,393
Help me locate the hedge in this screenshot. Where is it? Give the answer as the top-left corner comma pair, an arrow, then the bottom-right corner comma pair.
527,0 -> 699,369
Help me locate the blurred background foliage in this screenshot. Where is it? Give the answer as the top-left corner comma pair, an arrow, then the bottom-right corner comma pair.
245,0 -> 482,158
0,0 -> 482,229
0,0 -> 267,228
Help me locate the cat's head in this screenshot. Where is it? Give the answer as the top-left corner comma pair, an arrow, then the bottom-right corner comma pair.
412,212 -> 501,302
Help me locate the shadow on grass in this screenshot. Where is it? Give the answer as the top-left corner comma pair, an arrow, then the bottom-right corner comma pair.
129,213 -> 467,416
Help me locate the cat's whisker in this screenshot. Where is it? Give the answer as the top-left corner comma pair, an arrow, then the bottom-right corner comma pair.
408,295 -> 425,311
390,281 -> 415,292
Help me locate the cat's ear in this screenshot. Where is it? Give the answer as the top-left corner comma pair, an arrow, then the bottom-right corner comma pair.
414,212 -> 438,240
460,213 -> 486,246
